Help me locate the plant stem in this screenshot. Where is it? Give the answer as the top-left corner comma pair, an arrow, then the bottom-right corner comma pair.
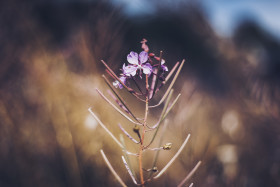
139,75 -> 149,186
139,145 -> 144,186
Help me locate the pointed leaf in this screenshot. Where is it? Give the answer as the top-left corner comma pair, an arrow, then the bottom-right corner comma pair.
149,59 -> 184,108
118,124 -> 140,144
102,75 -> 140,123
122,156 -> 138,184
96,88 -> 142,126
100,150 -> 128,187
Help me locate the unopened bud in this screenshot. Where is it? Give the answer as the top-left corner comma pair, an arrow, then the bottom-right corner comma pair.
152,167 -> 158,172
133,126 -> 140,133
149,53 -> 155,57
163,143 -> 172,150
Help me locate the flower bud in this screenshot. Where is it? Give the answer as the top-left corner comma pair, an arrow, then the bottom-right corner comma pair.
152,167 -> 158,172
163,143 -> 172,150
133,126 -> 140,133
148,53 -> 155,57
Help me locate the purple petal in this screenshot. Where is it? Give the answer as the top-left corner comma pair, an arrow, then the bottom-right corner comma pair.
118,76 -> 127,89
113,76 -> 127,89
121,63 -> 127,75
119,76 -> 126,83
123,65 -> 138,76
142,63 -> 153,75
113,80 -> 119,88
161,65 -> 168,71
161,59 -> 165,65
139,51 -> 148,64
127,51 -> 138,65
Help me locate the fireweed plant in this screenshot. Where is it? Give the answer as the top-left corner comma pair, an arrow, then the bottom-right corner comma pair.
88,39 -> 201,187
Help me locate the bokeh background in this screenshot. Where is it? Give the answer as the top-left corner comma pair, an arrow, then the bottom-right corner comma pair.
1,0 -> 280,186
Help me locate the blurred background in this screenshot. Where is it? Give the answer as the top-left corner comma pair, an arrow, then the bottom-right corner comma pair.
0,0 -> 280,186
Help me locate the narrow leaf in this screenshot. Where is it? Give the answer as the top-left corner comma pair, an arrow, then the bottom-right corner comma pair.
122,156 -> 138,185
148,121 -> 168,178
89,108 -> 138,156
162,93 -> 181,120
145,147 -> 163,151
131,76 -> 144,95
96,88 -> 142,126
147,89 -> 173,130
101,60 -> 145,102
88,108 -> 122,148
149,59 -> 185,108
164,62 -> 180,84
177,161 -> 201,187
157,61 -> 180,92
149,68 -> 158,99
100,149 -> 128,187
102,75 -> 140,123
145,90 -> 174,149
120,135 -> 136,180
149,51 -> 163,99
118,124 -> 140,144
108,90 -> 130,114
101,60 -> 132,92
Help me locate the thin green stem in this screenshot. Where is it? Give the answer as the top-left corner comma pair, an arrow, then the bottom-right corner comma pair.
148,120 -> 168,179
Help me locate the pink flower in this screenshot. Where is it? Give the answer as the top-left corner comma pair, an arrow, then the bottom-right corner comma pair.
123,51 -> 153,77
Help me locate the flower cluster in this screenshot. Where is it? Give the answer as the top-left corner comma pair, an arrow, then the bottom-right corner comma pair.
113,44 -> 168,89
